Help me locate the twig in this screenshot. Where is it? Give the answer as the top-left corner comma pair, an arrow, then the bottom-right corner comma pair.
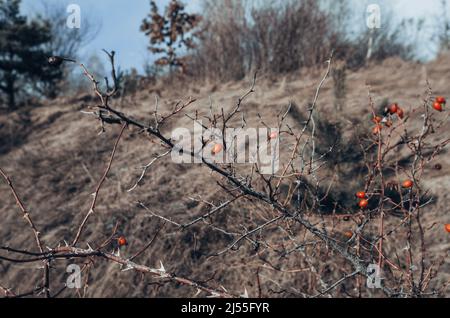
72,123 -> 127,246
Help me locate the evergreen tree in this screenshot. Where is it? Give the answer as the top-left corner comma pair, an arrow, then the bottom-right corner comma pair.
0,0 -> 61,109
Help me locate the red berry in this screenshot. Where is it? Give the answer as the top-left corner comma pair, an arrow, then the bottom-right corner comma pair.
388,103 -> 398,114
446,224 -> 450,233
436,96 -> 446,104
402,180 -> 413,189
433,102 -> 443,112
358,199 -> 369,209
118,236 -> 127,247
355,191 -> 366,199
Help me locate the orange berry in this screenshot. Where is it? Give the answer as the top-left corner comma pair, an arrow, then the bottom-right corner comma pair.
433,102 -> 443,112
436,96 -> 446,104
445,224 -> 450,233
396,107 -> 404,119
344,231 -> 353,239
355,191 -> 366,199
118,236 -> 127,247
358,199 -> 369,209
388,103 -> 398,114
402,180 -> 413,189
211,143 -> 223,155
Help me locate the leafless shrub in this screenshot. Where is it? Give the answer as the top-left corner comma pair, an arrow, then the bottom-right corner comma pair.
436,0 -> 450,53
348,22 -> 418,68
0,50 -> 449,298
187,0 -> 422,81
188,0 -> 249,81
189,0 -> 338,81
67,53 -> 106,96
133,0 -> 427,87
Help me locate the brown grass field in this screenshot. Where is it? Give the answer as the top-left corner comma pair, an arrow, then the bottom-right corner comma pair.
0,54 -> 449,298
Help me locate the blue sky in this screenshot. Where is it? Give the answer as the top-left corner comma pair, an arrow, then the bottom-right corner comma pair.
20,0 -> 447,73
21,0 -> 203,72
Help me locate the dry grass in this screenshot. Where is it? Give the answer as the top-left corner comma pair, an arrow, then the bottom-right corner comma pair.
0,54 -> 449,297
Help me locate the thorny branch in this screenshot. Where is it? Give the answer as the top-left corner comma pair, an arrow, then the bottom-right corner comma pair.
72,122 -> 127,247
1,49 -> 448,298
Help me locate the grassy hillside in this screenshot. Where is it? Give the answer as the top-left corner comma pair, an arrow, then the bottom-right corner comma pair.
0,55 -> 449,297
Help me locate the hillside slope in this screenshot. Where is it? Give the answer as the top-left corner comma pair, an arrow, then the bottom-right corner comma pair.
0,55 -> 449,297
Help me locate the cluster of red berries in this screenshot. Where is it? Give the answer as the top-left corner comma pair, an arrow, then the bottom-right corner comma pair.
366,97 -> 449,234
433,96 -> 446,112
342,193 -> 369,238
387,103 -> 405,119
355,191 -> 369,209
372,103 -> 405,135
